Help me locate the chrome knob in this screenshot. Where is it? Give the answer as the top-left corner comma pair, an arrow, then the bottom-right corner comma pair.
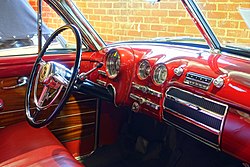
213,76 -> 224,88
140,86 -> 148,93
132,102 -> 140,112
138,97 -> 146,104
174,67 -> 184,76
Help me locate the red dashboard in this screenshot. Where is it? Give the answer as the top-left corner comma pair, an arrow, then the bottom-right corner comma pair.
86,43 -> 250,163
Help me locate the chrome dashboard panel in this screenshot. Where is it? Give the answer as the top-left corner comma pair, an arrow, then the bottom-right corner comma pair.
163,87 -> 228,149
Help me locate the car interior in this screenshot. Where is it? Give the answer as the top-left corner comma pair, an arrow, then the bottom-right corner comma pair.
0,0 -> 250,167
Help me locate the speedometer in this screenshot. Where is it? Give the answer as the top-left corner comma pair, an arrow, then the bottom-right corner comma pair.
137,60 -> 151,80
106,49 -> 120,79
153,64 -> 167,85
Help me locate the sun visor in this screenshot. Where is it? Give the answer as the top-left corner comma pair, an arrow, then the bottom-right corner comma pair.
0,0 -> 51,41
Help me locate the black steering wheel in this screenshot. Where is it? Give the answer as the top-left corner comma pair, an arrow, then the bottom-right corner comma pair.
25,24 -> 82,128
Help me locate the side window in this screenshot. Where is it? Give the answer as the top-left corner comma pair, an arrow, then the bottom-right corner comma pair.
0,1 -> 48,56
0,0 -> 76,57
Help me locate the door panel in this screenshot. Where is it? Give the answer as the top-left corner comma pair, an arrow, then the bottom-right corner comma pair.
0,76 -> 97,142
0,53 -> 98,157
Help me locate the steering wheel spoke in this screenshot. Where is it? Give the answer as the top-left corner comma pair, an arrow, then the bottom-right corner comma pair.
25,24 -> 82,128
37,85 -> 49,107
52,73 -> 70,87
32,108 -> 41,121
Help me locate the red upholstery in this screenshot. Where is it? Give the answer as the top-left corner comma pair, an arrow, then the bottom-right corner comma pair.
0,122 -> 84,167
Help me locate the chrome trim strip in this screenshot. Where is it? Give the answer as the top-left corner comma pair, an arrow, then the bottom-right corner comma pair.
129,93 -> 145,104
51,122 -> 95,132
66,98 -> 97,104
130,93 -> 160,110
165,87 -> 228,115
164,108 -> 220,135
132,82 -> 162,98
46,0 -> 106,51
94,98 -> 101,150
181,0 -> 221,51
218,103 -> 229,148
163,118 -> 219,150
163,86 -> 228,147
145,100 -> 160,110
0,98 -> 97,115
37,0 -> 42,52
98,70 -> 107,77
56,110 -> 96,119
165,95 -> 223,120
96,79 -> 107,87
107,84 -> 118,107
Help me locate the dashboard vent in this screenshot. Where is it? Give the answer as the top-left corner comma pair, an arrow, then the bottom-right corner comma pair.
163,87 -> 228,149
184,72 -> 213,90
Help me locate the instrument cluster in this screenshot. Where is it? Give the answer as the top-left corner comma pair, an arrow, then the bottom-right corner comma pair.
106,49 -> 120,79
137,60 -> 168,86
152,64 -> 168,86
137,60 -> 151,80
128,58 -> 170,120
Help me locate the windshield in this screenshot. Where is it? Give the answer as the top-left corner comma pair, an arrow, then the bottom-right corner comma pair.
77,0 -> 203,43
70,0 -> 249,51
197,1 -> 250,50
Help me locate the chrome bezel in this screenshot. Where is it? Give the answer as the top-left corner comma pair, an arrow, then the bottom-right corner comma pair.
152,64 -> 168,86
106,50 -> 120,79
137,60 -> 151,80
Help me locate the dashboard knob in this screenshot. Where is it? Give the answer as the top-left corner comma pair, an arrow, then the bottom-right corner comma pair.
140,86 -> 148,93
132,102 -> 140,112
213,76 -> 224,88
174,66 -> 184,76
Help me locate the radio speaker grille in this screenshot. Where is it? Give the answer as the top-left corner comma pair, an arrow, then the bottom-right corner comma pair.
163,87 -> 227,148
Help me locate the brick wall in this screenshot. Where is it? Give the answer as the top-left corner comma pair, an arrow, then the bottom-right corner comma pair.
29,0 -> 250,46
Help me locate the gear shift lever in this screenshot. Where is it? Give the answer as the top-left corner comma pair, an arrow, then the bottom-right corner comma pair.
78,62 -> 103,81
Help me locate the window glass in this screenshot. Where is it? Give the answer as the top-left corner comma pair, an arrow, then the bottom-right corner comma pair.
74,0 -> 203,43
197,0 -> 250,50
0,0 -> 76,57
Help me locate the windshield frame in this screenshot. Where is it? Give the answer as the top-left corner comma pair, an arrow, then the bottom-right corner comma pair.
181,0 -> 221,51
44,0 -> 106,51
181,0 -> 250,57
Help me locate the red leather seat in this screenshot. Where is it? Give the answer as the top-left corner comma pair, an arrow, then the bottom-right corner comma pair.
0,121 -> 84,167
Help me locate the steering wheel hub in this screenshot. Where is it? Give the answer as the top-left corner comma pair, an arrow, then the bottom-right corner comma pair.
39,63 -> 51,83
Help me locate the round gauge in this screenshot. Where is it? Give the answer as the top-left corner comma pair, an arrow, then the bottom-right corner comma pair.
106,50 -> 120,79
153,64 -> 167,85
137,60 -> 151,80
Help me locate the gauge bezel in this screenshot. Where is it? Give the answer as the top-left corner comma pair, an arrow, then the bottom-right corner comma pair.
106,49 -> 120,79
152,64 -> 168,86
137,60 -> 151,80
